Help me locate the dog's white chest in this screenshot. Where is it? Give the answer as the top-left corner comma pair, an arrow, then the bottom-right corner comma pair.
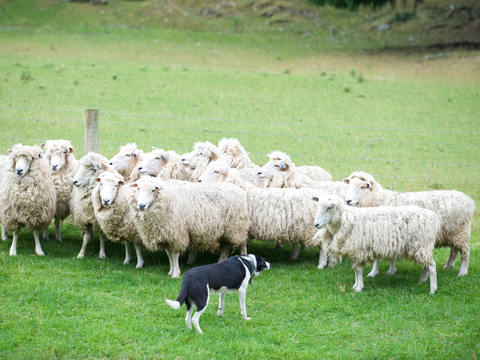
209,286 -> 235,295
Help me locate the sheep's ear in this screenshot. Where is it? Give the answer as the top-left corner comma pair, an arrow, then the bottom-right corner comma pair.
342,178 -> 350,184
152,146 -> 157,150
118,146 -> 122,151
312,196 -> 320,202
204,150 -> 212,158
41,143 -> 46,148
94,177 -> 101,182
155,185 -> 162,191
332,202 -> 337,207
8,149 -> 12,153
130,183 -> 138,188
69,147 -> 74,154
229,148 -> 234,154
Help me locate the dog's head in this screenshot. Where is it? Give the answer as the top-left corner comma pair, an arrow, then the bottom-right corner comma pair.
246,254 -> 270,278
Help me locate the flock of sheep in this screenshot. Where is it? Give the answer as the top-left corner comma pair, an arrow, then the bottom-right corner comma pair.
0,138 -> 475,294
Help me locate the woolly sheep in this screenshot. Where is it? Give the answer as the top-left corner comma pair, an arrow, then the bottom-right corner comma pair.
258,151 -> 332,187
41,139 -> 78,242
311,195 -> 440,294
343,171 -> 475,277
137,147 -> 189,181
0,154 -> 9,241
218,138 -> 259,169
70,152 -> 117,259
0,144 -> 56,256
198,161 -> 323,261
109,143 -> 143,184
92,172 -> 145,268
181,141 -> 221,182
130,177 -> 250,278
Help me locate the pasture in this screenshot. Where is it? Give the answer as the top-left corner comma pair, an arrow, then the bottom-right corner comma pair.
0,4 -> 480,359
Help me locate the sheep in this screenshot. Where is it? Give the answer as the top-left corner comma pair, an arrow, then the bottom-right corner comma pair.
41,139 -> 78,242
137,147 -> 190,181
258,151 -> 332,188
311,194 -> 440,294
108,143 -> 143,183
70,152 -> 117,259
343,171 -> 475,277
0,144 -> 56,256
129,176 -> 250,278
181,141 -> 221,182
218,137 -> 259,169
198,161 -> 323,261
0,154 -> 10,241
91,172 -> 145,268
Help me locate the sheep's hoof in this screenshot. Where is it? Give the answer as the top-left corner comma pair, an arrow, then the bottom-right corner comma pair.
9,251 -> 17,256
186,258 -> 196,265
366,272 -> 378,278
242,316 -> 251,321
430,288 -> 437,294
386,269 -> 396,275
99,254 -> 106,259
443,263 -> 454,269
457,271 -> 467,277
317,263 -> 326,270
328,262 -> 336,268
136,262 -> 145,269
36,250 -> 45,256
273,243 -> 283,251
123,260 -> 131,265
171,273 -> 181,279
56,236 -> 63,243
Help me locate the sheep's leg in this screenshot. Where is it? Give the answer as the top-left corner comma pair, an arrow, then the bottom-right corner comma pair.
239,243 -> 247,256
328,254 -> 338,268
123,241 -> 132,265
77,230 -> 91,259
273,243 -> 283,251
171,251 -> 181,278
419,265 -> 429,283
99,231 -> 106,259
217,293 -> 225,317
186,248 -> 197,265
289,243 -> 300,260
9,230 -> 19,256
353,265 -> 364,292
458,245 -> 469,277
218,244 -> 231,262
444,248 -> 458,269
43,228 -> 50,241
2,226 -> 8,241
386,261 -> 397,275
428,260 -> 437,294
134,243 -> 145,269
367,260 -> 380,278
352,264 -> 358,289
33,230 -> 45,256
318,247 -> 327,269
54,218 -> 62,242
165,249 -> 173,275
301,243 -> 308,251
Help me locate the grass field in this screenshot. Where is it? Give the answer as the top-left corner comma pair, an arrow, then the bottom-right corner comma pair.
1,1 -> 480,359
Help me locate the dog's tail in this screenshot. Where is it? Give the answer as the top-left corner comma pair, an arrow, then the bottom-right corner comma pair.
166,283 -> 189,310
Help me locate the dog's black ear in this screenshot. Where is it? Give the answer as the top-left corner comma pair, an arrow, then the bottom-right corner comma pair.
255,255 -> 268,271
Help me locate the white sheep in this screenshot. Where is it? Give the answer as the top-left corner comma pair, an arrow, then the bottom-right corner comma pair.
258,151 -> 332,187
137,147 -> 190,181
0,154 -> 10,241
92,171 -> 145,268
343,171 -> 475,277
130,176 -> 250,278
108,143 -> 143,183
0,144 -> 56,256
218,137 -> 259,169
70,152 -> 117,259
198,161 -> 322,261
181,141 -> 221,182
41,139 -> 78,242
311,194 -> 440,294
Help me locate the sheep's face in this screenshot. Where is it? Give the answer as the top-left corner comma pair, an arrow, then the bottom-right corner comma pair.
48,149 -> 70,172
138,149 -> 166,176
73,163 -> 98,187
219,146 -> 237,163
185,149 -> 210,169
95,175 -> 123,207
312,196 -> 340,229
131,182 -> 158,212
257,158 -> 288,180
343,177 -> 371,206
14,155 -> 33,177
180,149 -> 195,167
197,163 -> 228,183
109,147 -> 140,174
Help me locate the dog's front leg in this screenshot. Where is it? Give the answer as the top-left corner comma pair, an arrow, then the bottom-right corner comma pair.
217,293 -> 225,317
238,290 -> 251,320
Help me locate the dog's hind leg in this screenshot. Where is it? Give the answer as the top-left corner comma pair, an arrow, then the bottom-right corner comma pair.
238,289 -> 250,320
192,289 -> 209,334
185,299 -> 194,330
217,293 -> 225,317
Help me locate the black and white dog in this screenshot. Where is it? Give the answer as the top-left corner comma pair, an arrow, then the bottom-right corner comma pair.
166,254 -> 270,334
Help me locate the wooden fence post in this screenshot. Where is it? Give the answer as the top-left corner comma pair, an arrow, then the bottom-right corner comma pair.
84,108 -> 99,155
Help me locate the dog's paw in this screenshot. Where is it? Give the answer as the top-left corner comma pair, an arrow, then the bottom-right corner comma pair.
243,316 -> 251,321
217,310 -> 224,317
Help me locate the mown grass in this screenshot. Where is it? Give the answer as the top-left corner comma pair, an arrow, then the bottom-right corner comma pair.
1,3 -> 480,359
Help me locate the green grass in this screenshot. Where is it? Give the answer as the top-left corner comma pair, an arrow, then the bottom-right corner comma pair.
1,2 -> 480,359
